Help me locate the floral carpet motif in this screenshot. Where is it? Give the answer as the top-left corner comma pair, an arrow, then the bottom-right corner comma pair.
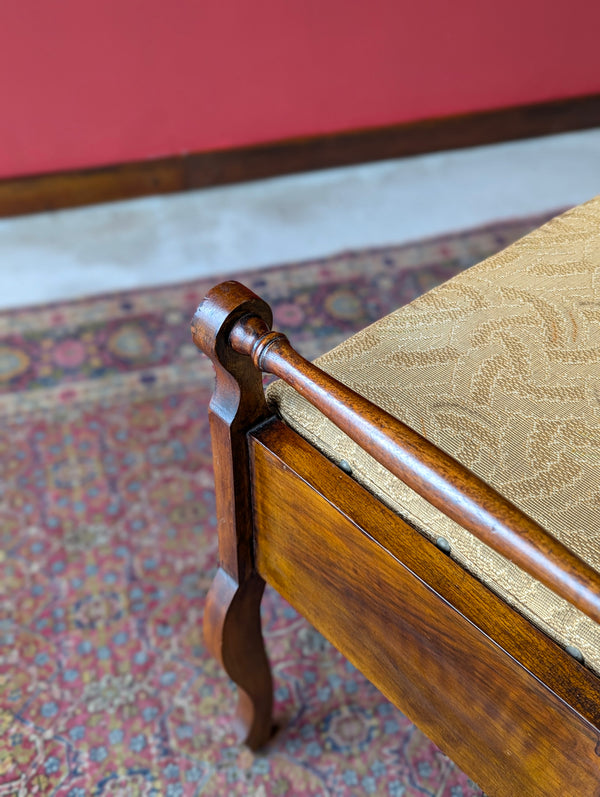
0,214 -> 555,796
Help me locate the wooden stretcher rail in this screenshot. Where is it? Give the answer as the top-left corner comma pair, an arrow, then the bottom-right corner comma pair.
226,289 -> 600,627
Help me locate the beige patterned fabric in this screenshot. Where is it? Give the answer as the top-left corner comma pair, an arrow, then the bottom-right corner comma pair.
267,196 -> 600,674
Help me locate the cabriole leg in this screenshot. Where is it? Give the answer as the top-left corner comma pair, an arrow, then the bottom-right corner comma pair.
191,281 -> 275,749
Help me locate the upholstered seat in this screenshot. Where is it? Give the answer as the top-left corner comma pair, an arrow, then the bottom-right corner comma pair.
268,196 -> 600,674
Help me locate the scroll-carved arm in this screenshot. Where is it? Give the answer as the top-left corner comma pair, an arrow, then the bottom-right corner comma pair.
227,285 -> 600,628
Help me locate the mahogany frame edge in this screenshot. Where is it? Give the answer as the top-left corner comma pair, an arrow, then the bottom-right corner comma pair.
250,418 -> 600,727
249,418 -> 600,796
192,282 -> 275,749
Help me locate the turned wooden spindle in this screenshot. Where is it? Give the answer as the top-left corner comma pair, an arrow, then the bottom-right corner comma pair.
228,299 -> 600,627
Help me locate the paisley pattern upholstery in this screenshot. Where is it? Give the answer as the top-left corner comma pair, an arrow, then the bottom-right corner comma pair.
268,196 -> 600,674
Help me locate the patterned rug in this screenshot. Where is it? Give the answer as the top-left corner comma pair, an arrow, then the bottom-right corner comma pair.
0,212 -> 558,796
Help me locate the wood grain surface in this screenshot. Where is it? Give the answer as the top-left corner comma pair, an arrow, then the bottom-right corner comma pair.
191,282 -> 276,749
251,420 -> 600,796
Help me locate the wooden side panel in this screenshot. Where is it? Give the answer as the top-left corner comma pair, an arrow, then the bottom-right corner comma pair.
249,423 -> 600,797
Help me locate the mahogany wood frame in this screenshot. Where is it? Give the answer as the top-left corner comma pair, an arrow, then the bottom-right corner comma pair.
192,281 -> 600,796
3,93 -> 600,217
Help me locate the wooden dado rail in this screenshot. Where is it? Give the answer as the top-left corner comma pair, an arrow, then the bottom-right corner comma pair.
206,281 -> 600,626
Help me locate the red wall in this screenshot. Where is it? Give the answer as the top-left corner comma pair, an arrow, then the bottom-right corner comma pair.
1,0 -> 599,179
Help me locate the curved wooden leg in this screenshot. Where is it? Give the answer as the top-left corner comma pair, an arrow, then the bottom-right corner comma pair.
204,567 -> 274,750
193,283 -> 277,748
